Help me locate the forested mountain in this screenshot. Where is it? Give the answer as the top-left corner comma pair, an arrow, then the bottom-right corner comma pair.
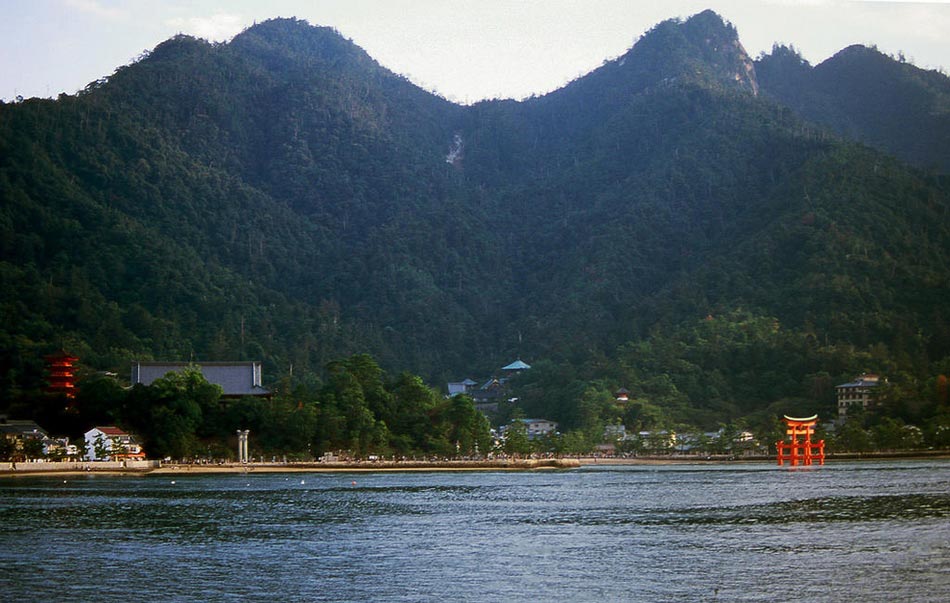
2,11 -> 949,439
756,43 -> 950,173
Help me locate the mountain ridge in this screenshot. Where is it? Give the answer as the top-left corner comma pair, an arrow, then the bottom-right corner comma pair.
756,42 -> 950,173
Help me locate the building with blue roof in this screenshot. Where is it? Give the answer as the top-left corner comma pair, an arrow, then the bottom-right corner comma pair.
502,359 -> 531,371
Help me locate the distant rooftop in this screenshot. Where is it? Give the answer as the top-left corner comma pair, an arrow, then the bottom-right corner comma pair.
0,419 -> 47,437
502,360 -> 531,371
837,373 -> 882,389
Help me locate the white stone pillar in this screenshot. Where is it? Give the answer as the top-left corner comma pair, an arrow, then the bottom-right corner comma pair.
236,430 -> 249,463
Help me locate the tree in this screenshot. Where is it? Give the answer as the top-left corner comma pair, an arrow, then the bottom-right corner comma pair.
833,416 -> 871,452
0,437 -> 15,461
75,374 -> 126,427
926,415 -> 950,448
645,430 -> 674,455
322,357 -> 392,457
577,386 -> 616,444
126,366 -> 221,459
92,433 -> 110,460
871,417 -> 921,451
388,372 -> 442,455
557,430 -> 591,456
21,438 -> 46,461
443,394 -> 491,457
503,419 -> 531,457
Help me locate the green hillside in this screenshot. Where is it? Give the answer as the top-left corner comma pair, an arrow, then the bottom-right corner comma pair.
2,12 -> 949,445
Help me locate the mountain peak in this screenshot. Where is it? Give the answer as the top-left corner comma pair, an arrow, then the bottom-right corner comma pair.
230,17 -> 379,72
684,8 -> 732,30
618,9 -> 758,96
833,44 -> 883,59
683,10 -> 758,95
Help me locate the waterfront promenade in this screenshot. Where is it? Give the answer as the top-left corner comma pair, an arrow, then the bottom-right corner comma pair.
0,457 -> 579,477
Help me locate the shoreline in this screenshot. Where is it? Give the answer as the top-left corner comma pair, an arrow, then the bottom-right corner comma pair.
3,450 -> 949,478
578,450 -> 950,464
153,458 -> 582,474
0,458 -> 581,477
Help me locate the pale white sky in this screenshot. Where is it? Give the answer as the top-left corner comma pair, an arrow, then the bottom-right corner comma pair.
2,0 -> 948,104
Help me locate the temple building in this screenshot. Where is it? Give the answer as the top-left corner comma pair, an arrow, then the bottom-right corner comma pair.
44,350 -> 79,400
131,361 -> 271,398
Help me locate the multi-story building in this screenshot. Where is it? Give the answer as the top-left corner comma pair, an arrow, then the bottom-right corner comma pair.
836,373 -> 882,418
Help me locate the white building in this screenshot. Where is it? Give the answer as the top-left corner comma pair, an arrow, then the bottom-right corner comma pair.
84,426 -> 145,461
447,378 -> 478,397
501,418 -> 558,440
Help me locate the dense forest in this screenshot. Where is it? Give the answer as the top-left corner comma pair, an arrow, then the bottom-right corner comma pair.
2,10 -> 949,455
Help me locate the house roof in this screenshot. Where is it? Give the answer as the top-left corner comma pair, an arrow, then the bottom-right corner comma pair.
44,349 -> 78,362
0,420 -> 48,437
837,378 -> 880,389
95,426 -> 128,436
502,360 -> 531,371
480,378 -> 502,390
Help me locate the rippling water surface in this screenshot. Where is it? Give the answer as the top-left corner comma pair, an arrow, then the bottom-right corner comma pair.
2,461 -> 949,601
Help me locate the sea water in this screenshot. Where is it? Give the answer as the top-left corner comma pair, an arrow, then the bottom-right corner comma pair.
1,460 -> 948,602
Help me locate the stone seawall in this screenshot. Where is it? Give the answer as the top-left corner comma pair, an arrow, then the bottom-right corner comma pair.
0,460 -> 161,475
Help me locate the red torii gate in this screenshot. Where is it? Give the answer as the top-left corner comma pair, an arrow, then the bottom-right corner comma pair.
776,414 -> 825,466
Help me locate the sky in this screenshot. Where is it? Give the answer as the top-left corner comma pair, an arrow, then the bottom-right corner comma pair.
2,0 -> 949,104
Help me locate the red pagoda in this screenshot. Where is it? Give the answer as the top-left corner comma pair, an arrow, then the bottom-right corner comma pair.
44,350 -> 79,400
